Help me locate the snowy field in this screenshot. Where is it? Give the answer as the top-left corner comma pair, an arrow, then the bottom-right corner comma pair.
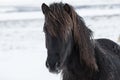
0,1 -> 120,80
0,15 -> 120,80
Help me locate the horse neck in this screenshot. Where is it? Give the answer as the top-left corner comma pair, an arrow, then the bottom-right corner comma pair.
62,14 -> 97,80
62,34 -> 96,80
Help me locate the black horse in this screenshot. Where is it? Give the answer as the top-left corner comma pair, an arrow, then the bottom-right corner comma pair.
41,2 -> 120,80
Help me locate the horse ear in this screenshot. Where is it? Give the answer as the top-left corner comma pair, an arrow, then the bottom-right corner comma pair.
63,3 -> 71,14
41,3 -> 50,14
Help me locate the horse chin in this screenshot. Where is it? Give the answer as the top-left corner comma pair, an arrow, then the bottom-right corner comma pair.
48,65 -> 61,74
49,69 -> 61,74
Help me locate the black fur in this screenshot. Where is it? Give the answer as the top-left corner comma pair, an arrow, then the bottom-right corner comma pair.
42,2 -> 120,80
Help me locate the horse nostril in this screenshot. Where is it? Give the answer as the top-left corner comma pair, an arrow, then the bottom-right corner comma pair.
55,62 -> 60,68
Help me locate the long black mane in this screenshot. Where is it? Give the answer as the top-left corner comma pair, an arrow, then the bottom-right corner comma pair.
42,2 -> 120,80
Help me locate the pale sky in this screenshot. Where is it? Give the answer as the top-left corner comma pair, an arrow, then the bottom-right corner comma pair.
0,0 -> 61,6
0,0 -> 120,6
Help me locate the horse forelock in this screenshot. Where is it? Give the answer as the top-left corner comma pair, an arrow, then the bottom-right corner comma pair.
44,3 -> 73,40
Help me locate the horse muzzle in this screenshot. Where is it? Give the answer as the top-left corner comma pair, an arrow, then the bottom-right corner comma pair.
46,60 -> 61,74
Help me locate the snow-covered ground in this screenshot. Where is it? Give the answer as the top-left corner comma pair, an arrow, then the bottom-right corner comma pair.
0,0 -> 120,80
0,16 -> 120,80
